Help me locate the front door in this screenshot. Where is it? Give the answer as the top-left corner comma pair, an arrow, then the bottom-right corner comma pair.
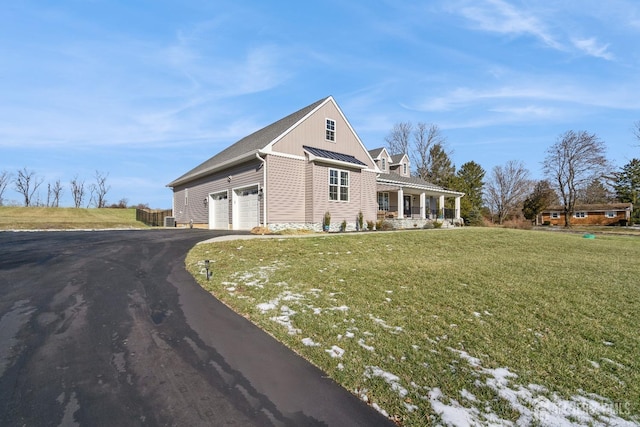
403,195 -> 411,218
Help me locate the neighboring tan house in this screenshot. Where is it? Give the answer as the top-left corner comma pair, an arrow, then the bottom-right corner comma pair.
539,203 -> 633,226
167,96 -> 463,231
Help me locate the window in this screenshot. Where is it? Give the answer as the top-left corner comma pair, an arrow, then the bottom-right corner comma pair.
329,168 -> 349,201
605,211 -> 616,218
574,212 -> 587,218
378,192 -> 389,211
403,163 -> 407,175
326,118 -> 336,141
381,158 -> 386,171
185,188 -> 189,206
551,212 -> 559,219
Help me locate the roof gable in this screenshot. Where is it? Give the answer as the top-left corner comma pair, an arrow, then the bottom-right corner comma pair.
168,97 -> 330,187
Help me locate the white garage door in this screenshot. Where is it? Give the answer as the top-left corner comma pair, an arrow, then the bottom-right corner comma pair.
235,187 -> 259,230
210,192 -> 228,230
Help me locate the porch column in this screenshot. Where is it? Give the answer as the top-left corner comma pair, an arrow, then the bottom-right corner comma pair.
420,193 -> 426,219
439,195 -> 445,219
455,196 -> 461,220
397,188 -> 404,219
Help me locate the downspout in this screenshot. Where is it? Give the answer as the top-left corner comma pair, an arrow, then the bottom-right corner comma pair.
256,152 -> 267,227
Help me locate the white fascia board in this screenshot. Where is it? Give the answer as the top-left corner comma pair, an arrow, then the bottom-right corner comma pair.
376,177 -> 464,196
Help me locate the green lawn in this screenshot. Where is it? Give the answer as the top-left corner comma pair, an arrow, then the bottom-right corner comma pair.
0,207 -> 147,230
187,228 -> 639,426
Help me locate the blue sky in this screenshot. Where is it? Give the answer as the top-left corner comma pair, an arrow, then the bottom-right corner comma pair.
2,0 -> 639,208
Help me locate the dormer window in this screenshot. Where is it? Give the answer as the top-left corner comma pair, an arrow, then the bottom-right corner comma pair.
403,163 -> 407,175
381,158 -> 386,171
326,119 -> 336,142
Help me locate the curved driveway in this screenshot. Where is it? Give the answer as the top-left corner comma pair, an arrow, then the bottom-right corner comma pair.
0,230 -> 393,426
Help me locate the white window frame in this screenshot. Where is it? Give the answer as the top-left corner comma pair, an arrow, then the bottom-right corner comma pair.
329,168 -> 349,201
403,163 -> 407,175
378,192 -> 389,211
550,212 -> 559,219
185,188 -> 189,206
381,158 -> 386,171
574,212 -> 587,218
605,211 -> 616,218
326,118 -> 336,142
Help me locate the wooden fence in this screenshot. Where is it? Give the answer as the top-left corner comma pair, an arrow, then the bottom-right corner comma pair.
136,209 -> 173,227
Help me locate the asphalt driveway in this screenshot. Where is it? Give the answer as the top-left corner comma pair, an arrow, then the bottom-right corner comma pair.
0,230 -> 393,426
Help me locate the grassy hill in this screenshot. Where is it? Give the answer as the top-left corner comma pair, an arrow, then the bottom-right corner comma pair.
0,207 -> 148,230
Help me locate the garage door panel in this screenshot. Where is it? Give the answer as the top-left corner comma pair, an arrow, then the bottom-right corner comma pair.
210,192 -> 228,230
235,187 -> 259,230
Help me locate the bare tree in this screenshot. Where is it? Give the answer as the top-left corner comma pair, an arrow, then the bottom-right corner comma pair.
70,175 -> 86,208
633,120 -> 640,142
414,123 -> 446,181
543,130 -> 609,227
14,168 -> 44,207
485,160 -> 531,224
384,122 -> 412,156
51,179 -> 63,207
90,171 -> 110,208
0,170 -> 11,206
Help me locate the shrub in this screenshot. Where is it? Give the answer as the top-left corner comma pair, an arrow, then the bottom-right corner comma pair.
433,221 -> 443,229
358,211 -> 364,230
340,219 -> 347,232
423,222 -> 434,229
366,220 -> 374,231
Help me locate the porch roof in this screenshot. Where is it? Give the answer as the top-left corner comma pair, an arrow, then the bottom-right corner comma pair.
376,173 -> 464,197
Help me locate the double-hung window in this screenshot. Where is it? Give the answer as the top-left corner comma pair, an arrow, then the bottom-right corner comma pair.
575,212 -> 587,218
326,119 -> 336,142
378,192 -> 389,211
605,211 -> 616,218
329,168 -> 349,201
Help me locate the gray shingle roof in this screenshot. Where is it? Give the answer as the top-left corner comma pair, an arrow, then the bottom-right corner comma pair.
168,97 -> 330,187
303,145 -> 368,167
377,172 -> 464,195
390,154 -> 405,164
368,147 -> 384,158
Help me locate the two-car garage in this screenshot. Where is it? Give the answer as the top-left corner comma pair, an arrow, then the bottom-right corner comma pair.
208,185 -> 260,230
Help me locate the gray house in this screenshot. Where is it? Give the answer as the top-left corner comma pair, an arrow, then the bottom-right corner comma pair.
167,96 -> 463,231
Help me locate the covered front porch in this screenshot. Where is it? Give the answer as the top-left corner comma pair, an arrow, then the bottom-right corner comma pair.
376,184 -> 463,222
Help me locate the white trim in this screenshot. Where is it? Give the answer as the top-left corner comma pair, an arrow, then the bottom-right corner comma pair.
376,177 -> 464,196
329,168 -> 350,202
325,117 -> 336,142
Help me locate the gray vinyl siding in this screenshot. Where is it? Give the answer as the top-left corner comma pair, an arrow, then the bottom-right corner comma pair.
172,159 -> 263,227
266,155 -> 305,223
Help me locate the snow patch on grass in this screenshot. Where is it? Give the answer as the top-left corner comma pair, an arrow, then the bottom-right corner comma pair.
426,347 -> 639,427
364,366 -> 409,398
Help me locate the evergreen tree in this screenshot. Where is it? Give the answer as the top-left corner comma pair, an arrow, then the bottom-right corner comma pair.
425,143 -> 455,188
613,158 -> 640,223
451,161 -> 485,223
522,180 -> 557,223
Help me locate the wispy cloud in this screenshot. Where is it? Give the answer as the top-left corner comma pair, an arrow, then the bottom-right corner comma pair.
571,37 -> 614,60
455,0 -> 561,49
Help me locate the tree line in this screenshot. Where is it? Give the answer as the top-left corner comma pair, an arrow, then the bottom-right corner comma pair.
0,169 -> 116,208
384,120 -> 640,226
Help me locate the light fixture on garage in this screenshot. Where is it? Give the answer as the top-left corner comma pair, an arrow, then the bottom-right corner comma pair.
203,197 -> 208,207
258,187 -> 264,200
